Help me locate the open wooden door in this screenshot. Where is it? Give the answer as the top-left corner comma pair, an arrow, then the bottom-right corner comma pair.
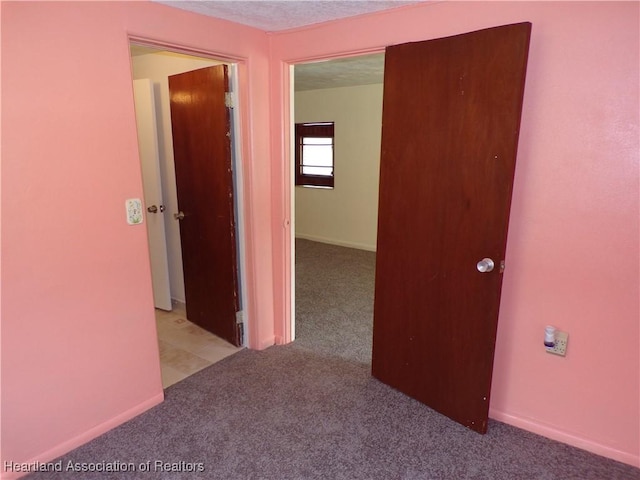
168,65 -> 241,347
372,23 -> 531,433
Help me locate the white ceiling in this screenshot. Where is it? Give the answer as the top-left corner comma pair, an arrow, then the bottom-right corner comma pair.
154,0 -> 423,32
294,53 -> 385,91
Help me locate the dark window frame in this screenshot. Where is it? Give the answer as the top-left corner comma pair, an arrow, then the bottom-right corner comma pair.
295,122 -> 335,188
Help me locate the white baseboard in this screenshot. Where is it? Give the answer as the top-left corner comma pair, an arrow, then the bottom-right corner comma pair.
489,408 -> 639,468
295,233 -> 376,252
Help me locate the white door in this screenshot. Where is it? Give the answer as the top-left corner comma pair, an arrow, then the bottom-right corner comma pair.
133,79 -> 172,311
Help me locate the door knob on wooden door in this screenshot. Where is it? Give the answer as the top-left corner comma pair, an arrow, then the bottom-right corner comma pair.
174,211 -> 185,221
476,258 -> 495,273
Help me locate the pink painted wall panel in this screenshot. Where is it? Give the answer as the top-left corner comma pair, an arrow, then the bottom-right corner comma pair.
1,0 -> 638,472
269,1 -> 639,467
1,0 -> 273,470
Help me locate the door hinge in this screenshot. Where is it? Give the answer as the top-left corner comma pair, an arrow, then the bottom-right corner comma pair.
236,310 -> 244,346
237,322 -> 244,346
225,92 -> 236,108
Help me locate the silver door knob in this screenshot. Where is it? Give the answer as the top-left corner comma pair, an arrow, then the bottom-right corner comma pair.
147,205 -> 158,213
477,258 -> 495,273
174,211 -> 185,221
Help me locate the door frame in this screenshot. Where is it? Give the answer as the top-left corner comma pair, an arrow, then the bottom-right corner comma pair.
285,48 -> 386,343
129,36 -> 250,347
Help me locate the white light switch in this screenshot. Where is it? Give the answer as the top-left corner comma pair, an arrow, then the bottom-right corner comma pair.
125,198 -> 143,225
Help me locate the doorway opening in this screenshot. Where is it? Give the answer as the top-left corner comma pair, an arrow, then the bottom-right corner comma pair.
291,53 -> 385,363
129,42 -> 247,387
288,23 -> 530,434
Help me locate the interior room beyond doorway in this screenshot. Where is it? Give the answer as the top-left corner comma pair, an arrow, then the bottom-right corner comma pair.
130,44 -> 245,386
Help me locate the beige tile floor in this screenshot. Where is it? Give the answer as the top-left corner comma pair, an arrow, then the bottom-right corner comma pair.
155,305 -> 242,388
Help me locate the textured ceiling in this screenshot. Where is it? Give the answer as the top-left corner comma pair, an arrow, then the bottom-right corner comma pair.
295,53 -> 385,91
154,1 -> 423,32
141,1 -> 423,90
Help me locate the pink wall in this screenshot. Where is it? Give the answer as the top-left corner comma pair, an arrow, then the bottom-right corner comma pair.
269,1 -> 639,467
0,1 -> 275,474
1,0 -> 638,473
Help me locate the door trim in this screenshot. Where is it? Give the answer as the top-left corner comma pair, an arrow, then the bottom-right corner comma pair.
285,48 -> 386,344
128,36 -> 251,347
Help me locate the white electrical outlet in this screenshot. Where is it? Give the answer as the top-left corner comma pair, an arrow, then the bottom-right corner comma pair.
125,198 -> 143,225
546,330 -> 568,356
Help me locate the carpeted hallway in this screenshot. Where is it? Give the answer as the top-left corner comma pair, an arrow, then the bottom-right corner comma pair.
294,238 -> 375,365
28,240 -> 639,479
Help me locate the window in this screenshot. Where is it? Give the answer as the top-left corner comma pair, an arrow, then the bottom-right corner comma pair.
295,122 -> 334,188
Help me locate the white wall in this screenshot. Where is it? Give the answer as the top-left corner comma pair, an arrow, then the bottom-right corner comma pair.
131,51 -> 220,303
294,84 -> 383,251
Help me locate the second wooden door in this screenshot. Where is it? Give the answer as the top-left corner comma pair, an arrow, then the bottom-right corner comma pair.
169,65 -> 240,346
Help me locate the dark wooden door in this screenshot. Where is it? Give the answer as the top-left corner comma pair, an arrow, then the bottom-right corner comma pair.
372,23 -> 531,433
168,65 -> 240,346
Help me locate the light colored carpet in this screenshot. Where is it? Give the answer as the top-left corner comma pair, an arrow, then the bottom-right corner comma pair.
28,240 -> 639,479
